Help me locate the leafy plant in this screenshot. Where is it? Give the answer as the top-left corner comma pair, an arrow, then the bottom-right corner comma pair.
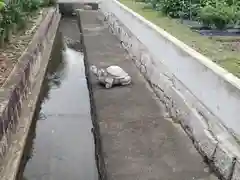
199,5 -> 215,27
22,0 -> 41,12
0,1 -> 5,11
157,0 -> 185,18
7,3 -> 20,24
199,4 -> 235,29
0,0 -> 5,24
16,10 -> 28,30
144,0 -> 159,9
233,10 -> 240,25
151,0 -> 201,19
41,0 -> 57,6
48,0 -> 57,6
0,27 -> 4,47
1,6 -> 13,28
0,27 -> 4,36
30,0 -> 42,10
136,0 -> 240,29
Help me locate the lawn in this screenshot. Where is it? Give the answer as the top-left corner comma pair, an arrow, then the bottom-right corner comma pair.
120,0 -> 240,77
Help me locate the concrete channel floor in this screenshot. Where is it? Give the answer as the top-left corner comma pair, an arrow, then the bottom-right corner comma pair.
21,18 -> 98,180
80,10 -> 219,180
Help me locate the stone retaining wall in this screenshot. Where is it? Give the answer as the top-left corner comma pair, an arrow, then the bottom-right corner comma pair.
100,0 -> 240,179
0,7 -> 61,179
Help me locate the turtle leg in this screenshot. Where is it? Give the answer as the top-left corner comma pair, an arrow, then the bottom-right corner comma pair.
105,77 -> 114,89
105,83 -> 112,89
121,76 -> 131,85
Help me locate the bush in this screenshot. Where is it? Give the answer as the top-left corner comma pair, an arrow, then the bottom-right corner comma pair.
0,1 -> 5,10
22,0 -> 41,12
156,0 -> 189,18
0,0 -> 42,46
144,0 -> 159,9
41,0 -> 57,7
234,10 -> 240,25
199,4 -> 236,29
149,0 -> 202,19
139,0 -> 240,29
1,6 -> 12,29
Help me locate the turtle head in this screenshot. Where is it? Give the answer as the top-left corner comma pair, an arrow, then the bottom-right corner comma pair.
90,65 -> 98,76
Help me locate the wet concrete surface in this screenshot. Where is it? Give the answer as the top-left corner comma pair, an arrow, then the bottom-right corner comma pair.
80,10 -> 219,180
18,17 -> 98,180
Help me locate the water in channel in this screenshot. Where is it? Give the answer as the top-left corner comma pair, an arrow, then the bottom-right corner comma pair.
18,17 -> 98,180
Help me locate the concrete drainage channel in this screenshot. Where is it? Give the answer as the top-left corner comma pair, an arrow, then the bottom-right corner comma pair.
3,2 -> 232,180
75,3 -> 238,180
15,4 -> 100,180
49,3 -> 221,180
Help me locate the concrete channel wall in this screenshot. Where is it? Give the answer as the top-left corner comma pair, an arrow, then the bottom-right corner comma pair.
99,0 -> 240,179
0,7 -> 61,180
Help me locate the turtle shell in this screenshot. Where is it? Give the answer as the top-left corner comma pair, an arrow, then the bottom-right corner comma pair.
106,66 -> 128,79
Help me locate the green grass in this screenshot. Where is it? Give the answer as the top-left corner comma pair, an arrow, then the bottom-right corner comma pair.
120,0 -> 240,77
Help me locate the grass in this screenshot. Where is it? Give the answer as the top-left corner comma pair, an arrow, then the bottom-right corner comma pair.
120,0 -> 240,77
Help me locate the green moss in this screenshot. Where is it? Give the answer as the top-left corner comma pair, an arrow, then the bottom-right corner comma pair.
120,0 -> 240,77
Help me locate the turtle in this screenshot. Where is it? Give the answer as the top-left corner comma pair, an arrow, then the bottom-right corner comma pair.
90,65 -> 131,89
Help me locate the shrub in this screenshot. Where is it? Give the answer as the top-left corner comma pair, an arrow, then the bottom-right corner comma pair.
233,10 -> 240,25
199,4 -> 235,29
157,0 -> 188,18
41,0 -> 57,7
0,0 -> 42,46
151,0 -> 201,19
144,0 -> 159,9
136,0 -> 240,29
0,1 -> 5,11
22,0 -> 41,12
1,6 -> 12,28
0,0 -> 5,24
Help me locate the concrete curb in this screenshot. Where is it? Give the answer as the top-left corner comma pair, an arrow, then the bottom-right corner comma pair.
76,9 -> 108,180
0,7 -> 61,180
99,1 -> 240,180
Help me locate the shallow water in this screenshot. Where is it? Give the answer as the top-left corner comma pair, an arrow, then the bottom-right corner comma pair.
19,30 -> 98,180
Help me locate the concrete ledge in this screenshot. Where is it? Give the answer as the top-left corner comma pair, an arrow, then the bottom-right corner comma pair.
79,9 -> 218,180
99,0 -> 240,179
76,10 -> 108,180
0,7 -> 61,180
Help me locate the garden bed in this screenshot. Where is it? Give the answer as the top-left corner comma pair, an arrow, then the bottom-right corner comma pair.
120,0 -> 240,77
0,9 -> 49,86
0,0 -> 56,86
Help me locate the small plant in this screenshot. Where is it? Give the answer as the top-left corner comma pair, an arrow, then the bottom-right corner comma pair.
48,0 -> 57,6
0,0 -> 5,23
199,5 -> 216,27
30,0 -> 42,11
16,10 -> 27,30
41,0 -> 57,7
136,0 -> 240,29
22,0 -> 41,12
0,0 -> 5,11
0,27 -> 4,48
199,4 -> 235,29
7,3 -> 21,33
1,5 -> 13,41
155,0 -> 199,19
233,11 -> 240,26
